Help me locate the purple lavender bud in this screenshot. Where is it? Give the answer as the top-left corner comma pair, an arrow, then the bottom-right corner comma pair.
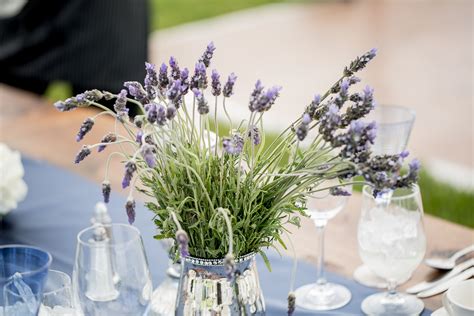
211,69 -> 221,96
125,197 -> 136,224
146,103 -> 158,124
253,85 -> 281,112
222,73 -> 237,97
329,187 -> 352,196
134,116 -> 145,128
247,125 -> 261,145
340,78 -> 350,97
224,254 -> 235,281
141,144 -> 156,168
102,181 -> 111,203
349,76 -> 361,85
54,100 -> 74,112
409,159 -> 421,172
319,103 -> 341,142
400,150 -> 410,159
74,145 -> 91,164
167,79 -> 182,101
158,63 -> 169,89
345,48 -> 378,75
145,62 -> 158,86
124,81 -> 148,102
114,89 -> 129,122
223,133 -> 244,155
97,133 -> 117,152
103,91 -> 114,100
193,88 -> 209,115
191,62 -> 207,90
302,113 -> 312,125
180,68 -> 190,94
175,229 -> 189,257
166,105 -> 177,120
122,160 -> 137,189
169,56 -> 181,80
156,104 -> 167,126
136,130 -> 143,145
296,123 -> 308,141
287,292 -> 296,316
76,117 -> 94,142
199,41 -> 216,67
249,80 -> 264,111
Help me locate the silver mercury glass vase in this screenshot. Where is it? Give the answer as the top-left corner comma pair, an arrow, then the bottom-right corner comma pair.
175,253 -> 265,315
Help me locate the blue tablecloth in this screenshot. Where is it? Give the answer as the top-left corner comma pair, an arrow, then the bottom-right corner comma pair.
0,157 -> 430,315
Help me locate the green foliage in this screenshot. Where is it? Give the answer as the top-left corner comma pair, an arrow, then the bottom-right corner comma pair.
150,0 -> 288,30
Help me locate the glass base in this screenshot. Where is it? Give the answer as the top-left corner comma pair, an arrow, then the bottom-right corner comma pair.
361,292 -> 424,315
295,282 -> 352,311
353,265 -> 388,288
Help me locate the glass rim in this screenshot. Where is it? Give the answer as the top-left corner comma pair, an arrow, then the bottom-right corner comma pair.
370,104 -> 416,126
362,184 -> 420,201
0,244 -> 53,281
76,223 -> 142,247
43,269 -> 72,296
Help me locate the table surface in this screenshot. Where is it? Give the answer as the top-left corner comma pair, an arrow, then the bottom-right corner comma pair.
1,84 -> 473,311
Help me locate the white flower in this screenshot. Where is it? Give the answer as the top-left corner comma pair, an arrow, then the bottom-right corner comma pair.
0,143 -> 27,216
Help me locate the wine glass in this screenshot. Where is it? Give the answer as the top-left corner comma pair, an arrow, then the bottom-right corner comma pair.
358,184 -> 426,315
353,104 -> 416,288
39,270 -> 77,316
295,179 -> 352,311
73,224 -> 153,315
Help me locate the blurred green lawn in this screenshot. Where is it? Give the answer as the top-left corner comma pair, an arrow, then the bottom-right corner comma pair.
46,0 -> 473,228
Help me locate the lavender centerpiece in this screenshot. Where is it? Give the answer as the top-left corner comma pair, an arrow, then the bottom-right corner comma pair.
54,43 -> 419,315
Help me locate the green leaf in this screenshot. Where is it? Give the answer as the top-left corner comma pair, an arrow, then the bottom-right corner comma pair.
258,250 -> 272,272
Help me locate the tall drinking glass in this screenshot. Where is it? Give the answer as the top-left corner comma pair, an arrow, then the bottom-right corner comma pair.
358,185 -> 426,315
295,180 -> 352,311
354,104 -> 416,288
39,270 -> 77,316
73,224 -> 153,315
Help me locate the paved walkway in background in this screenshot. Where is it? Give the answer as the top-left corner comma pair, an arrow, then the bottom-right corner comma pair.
150,0 -> 473,188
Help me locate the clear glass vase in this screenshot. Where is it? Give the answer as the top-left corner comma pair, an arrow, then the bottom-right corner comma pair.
175,253 -> 265,315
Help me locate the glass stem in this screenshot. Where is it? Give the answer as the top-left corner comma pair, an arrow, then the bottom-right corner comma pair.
315,222 -> 327,286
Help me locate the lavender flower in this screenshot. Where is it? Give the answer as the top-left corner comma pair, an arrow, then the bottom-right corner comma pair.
114,89 -> 129,122
306,94 -> 321,119
125,197 -> 136,224
74,145 -> 91,164
287,292 -> 296,316
180,68 -> 190,94
76,118 -> 94,142
211,69 -> 221,96
167,79 -> 182,102
249,80 -> 264,111
193,88 -> 209,115
342,85 -> 375,127
296,113 -> 312,141
97,133 -> 117,152
158,63 -> 169,89
223,133 -> 244,155
124,81 -> 148,102
248,125 -> 261,145
136,130 -> 143,145
344,48 -> 377,76
134,116 -> 145,128
166,105 -> 177,120
75,89 -> 104,105
318,104 -> 341,142
146,103 -> 158,124
252,86 -> 281,112
224,253 -> 235,281
145,62 -> 158,99
156,104 -> 167,126
175,229 -> 189,257
141,144 -> 156,168
199,42 -> 216,67
329,187 -> 352,196
191,62 -> 207,90
333,120 -> 376,163
122,160 -> 137,189
400,150 -> 410,159
169,56 -> 181,80
54,98 -> 80,112
102,181 -> 111,203
222,73 -> 237,97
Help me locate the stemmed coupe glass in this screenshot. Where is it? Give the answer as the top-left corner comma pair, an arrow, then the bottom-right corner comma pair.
295,179 -> 352,311
358,184 -> 426,315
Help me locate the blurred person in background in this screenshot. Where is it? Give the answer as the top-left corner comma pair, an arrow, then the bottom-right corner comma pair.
0,0 -> 148,107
